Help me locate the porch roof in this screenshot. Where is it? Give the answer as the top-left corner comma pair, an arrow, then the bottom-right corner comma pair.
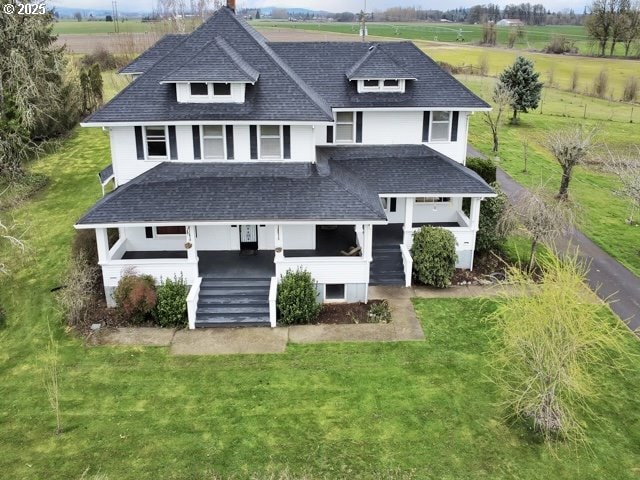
76,162 -> 387,226
317,145 -> 495,196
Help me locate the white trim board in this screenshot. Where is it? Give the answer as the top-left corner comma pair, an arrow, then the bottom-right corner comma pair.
75,219 -> 389,229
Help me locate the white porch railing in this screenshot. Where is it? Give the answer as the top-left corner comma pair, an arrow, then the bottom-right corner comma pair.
268,276 -> 278,328
400,244 -> 413,288
275,256 -> 370,284
101,259 -> 198,287
186,277 -> 202,330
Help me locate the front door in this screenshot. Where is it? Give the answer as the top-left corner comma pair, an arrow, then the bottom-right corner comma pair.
239,225 -> 258,250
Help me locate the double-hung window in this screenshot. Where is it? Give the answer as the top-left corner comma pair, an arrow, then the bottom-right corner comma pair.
190,82 -> 208,96
260,125 -> 282,159
430,111 -> 451,142
145,126 -> 168,158
335,112 -> 354,143
202,125 -> 225,159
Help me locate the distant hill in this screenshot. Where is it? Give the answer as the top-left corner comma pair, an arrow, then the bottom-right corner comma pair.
253,6 -> 332,16
51,6 -> 148,18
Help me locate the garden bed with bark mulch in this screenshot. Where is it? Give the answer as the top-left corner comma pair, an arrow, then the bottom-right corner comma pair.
451,251 -> 508,286
313,299 -> 388,325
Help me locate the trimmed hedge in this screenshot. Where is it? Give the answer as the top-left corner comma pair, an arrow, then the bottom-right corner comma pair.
411,226 -> 457,288
277,268 -> 321,325
467,157 -> 497,184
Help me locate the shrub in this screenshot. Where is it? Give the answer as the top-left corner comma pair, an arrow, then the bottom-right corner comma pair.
80,46 -> 123,70
155,275 -> 188,327
622,76 -> 638,102
58,253 -> 100,327
476,184 -> 509,253
466,157 -> 497,184
368,300 -> 392,323
113,271 -> 157,323
592,69 -> 608,98
411,226 -> 457,288
544,35 -> 576,54
277,268 -> 321,325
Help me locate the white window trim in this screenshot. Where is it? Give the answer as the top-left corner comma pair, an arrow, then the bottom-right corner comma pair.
324,284 -> 346,303
429,111 -> 452,143
143,126 -> 169,160
415,197 -> 452,204
258,125 -> 283,160
188,82 -> 232,101
357,79 -> 405,93
200,125 -> 227,160
154,226 -> 187,237
334,112 -> 355,144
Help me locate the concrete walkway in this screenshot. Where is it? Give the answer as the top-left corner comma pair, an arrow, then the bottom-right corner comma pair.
96,284 -> 519,355
497,168 -> 640,332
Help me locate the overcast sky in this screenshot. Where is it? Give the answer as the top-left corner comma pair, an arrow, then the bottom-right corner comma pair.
48,0 -> 588,14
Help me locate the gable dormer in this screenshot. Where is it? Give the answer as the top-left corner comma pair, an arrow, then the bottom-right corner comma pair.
346,44 -> 416,94
160,36 -> 259,104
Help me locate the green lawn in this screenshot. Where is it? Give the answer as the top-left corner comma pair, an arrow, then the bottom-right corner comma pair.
53,19 -> 151,35
0,71 -> 638,479
458,75 -> 640,276
253,21 -> 628,56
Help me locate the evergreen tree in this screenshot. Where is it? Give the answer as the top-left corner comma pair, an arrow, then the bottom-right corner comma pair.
499,56 -> 543,123
0,1 -> 79,179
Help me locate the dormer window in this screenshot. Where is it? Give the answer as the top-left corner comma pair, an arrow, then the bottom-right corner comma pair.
190,82 -> 208,96
213,83 -> 231,96
357,79 -> 405,93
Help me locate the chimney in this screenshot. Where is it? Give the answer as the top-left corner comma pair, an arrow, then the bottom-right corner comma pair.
227,0 -> 235,12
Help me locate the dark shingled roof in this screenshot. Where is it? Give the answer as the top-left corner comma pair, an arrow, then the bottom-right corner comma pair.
318,145 -> 495,195
77,146 -> 493,225
90,7 -> 488,125
271,42 -> 489,109
119,34 -> 186,75
77,162 -> 386,225
161,36 -> 259,83
345,44 -> 416,81
86,7 -> 333,124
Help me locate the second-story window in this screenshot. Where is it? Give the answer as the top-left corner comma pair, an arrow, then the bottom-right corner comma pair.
202,125 -> 225,159
213,83 -> 231,96
260,125 -> 281,159
335,112 -> 354,143
430,111 -> 451,142
188,82 -> 232,99
145,126 -> 168,158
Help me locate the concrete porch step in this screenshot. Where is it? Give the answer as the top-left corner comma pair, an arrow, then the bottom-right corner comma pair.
198,294 -> 269,305
195,314 -> 271,328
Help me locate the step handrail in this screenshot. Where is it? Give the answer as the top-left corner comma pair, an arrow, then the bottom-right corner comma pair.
268,276 -> 278,328
186,277 -> 202,330
399,244 -> 413,288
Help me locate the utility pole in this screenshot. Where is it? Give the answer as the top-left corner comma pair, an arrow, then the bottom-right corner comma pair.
112,0 -> 120,33
359,0 -> 367,41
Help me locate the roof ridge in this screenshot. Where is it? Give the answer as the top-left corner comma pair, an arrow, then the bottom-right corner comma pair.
224,11 -> 333,119
345,43 -> 416,80
215,36 -> 260,83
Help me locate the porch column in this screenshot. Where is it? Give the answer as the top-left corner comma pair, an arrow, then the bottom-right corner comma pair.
354,223 -> 364,249
95,228 -> 110,263
403,197 -> 414,231
274,224 -> 284,260
470,197 -> 482,230
186,226 -> 197,262
363,224 -> 373,261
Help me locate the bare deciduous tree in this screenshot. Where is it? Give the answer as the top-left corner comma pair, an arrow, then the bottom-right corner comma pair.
546,126 -> 598,200
499,186 -> 575,271
0,219 -> 25,275
483,82 -> 515,153
605,146 -> 640,224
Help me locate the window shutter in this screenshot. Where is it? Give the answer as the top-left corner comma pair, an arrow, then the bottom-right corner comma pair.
192,125 -> 201,160
283,125 -> 291,159
135,126 -> 144,160
168,125 -> 178,160
450,111 -> 459,142
225,125 -> 234,160
326,125 -> 334,143
422,112 -> 430,142
145,227 -> 153,239
355,112 -> 363,143
250,125 -> 258,159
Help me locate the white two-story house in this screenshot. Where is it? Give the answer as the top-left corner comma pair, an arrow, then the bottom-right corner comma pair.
76,3 -> 494,328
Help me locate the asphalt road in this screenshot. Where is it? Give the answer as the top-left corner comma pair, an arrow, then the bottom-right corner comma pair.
497,168 -> 640,333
